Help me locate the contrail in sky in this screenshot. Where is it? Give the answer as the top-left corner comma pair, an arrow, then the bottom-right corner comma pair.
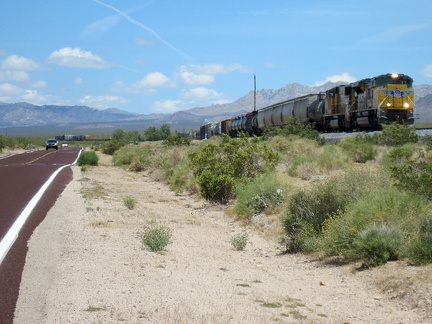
93,0 -> 191,60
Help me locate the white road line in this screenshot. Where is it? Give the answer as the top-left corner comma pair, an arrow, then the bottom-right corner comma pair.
0,149 -> 82,265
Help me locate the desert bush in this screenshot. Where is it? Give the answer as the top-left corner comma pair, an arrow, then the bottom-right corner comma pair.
247,190 -> 283,214
123,196 -> 136,210
163,135 -> 191,147
196,170 -> 236,203
233,172 -> 288,218
102,140 -> 124,155
282,169 -> 392,253
424,134 -> 432,150
377,123 -> 418,146
141,223 -> 172,252
145,145 -> 197,194
384,145 -> 416,162
350,124 -> 418,147
283,140 -> 348,178
77,150 -> 99,166
188,134 -> 279,203
231,232 -> 249,251
262,117 -> 325,145
112,144 -> 154,171
353,224 -> 403,266
166,158 -> 196,194
281,184 -> 344,252
386,147 -> 432,200
339,137 -> 376,163
319,187 -> 430,263
353,132 -> 379,145
408,216 -> 432,265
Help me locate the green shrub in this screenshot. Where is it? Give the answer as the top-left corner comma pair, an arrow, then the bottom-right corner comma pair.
281,140 -> 347,179
339,137 -> 376,163
248,190 -> 283,214
141,223 -> 172,252
167,158 -> 195,194
282,169 -> 392,253
353,224 -> 403,267
424,134 -> 432,150
378,123 -> 418,146
196,170 -> 236,203
262,117 -> 325,145
386,145 -> 415,161
282,185 -> 342,252
112,145 -> 153,170
77,151 -> 99,166
163,135 -> 191,147
102,140 -> 124,155
387,149 -> 432,200
353,132 -> 379,145
188,134 -> 279,203
319,187 -> 430,263
231,232 -> 249,251
233,172 -> 287,218
408,217 -> 432,265
123,196 -> 136,210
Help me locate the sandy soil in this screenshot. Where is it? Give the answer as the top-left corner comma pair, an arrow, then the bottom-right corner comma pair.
14,152 -> 432,323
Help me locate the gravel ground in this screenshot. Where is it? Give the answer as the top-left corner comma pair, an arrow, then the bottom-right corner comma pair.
14,152 -> 432,323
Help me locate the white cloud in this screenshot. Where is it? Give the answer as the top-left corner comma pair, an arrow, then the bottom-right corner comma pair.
80,15 -> 121,40
30,80 -> 47,88
152,99 -> 181,113
47,47 -> 112,69
132,72 -> 175,89
178,71 -> 214,85
0,70 -> 30,82
181,87 -> 222,100
79,95 -> 127,109
0,82 -> 66,105
1,55 -> 40,71
181,63 -> 249,75
22,89 -> 44,102
313,73 -> 356,86
176,63 -> 249,87
0,82 -> 23,98
422,65 -> 432,78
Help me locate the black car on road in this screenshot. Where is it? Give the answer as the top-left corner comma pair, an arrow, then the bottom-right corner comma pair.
46,139 -> 58,150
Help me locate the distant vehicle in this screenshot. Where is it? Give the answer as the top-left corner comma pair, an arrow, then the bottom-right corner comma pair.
61,141 -> 69,148
46,139 -> 58,150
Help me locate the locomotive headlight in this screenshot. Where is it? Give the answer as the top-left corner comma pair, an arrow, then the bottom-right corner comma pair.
404,103 -> 409,108
386,102 -> 392,107
391,73 -> 399,78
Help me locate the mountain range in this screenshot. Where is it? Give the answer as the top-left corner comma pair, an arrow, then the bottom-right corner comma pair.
1,82 -> 431,135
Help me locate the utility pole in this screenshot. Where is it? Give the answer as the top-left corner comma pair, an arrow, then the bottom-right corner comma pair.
254,74 -> 256,112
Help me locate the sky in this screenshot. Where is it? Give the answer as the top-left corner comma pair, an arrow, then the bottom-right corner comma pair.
1,0 -> 432,115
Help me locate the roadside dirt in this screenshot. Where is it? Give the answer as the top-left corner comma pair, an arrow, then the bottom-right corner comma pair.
14,152 -> 432,323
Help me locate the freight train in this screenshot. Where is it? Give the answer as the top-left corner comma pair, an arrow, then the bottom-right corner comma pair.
200,73 -> 414,139
55,134 -> 91,141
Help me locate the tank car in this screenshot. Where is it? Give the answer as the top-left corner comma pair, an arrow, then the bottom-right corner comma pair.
255,94 -> 325,134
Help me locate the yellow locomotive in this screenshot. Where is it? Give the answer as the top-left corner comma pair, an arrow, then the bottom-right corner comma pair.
323,73 -> 414,131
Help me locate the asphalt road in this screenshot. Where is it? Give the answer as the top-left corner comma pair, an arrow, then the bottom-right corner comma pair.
0,148 -> 81,324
